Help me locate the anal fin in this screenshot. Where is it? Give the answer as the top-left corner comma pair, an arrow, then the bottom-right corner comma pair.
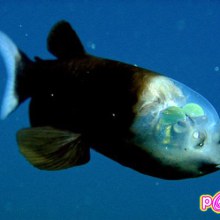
17,127 -> 90,170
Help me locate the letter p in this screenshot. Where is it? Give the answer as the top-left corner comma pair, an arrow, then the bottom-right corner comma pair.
200,195 -> 212,211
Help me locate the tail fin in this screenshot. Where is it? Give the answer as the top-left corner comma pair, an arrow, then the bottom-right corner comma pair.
0,31 -> 32,119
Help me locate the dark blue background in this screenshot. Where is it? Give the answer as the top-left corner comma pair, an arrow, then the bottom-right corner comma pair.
0,1 -> 220,219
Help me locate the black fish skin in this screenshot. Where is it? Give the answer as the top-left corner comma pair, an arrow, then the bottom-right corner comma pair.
26,52 -> 173,177
29,56 -> 142,133
28,57 -> 150,150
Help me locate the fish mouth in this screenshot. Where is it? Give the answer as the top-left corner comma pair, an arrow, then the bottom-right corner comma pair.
199,163 -> 220,174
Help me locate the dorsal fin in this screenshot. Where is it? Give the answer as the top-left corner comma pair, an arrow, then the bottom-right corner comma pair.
47,20 -> 85,59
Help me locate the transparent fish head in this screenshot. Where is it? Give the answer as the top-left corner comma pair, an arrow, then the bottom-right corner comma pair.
131,76 -> 220,179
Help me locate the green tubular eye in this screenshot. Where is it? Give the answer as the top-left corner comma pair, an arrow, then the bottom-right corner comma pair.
161,106 -> 186,125
182,103 -> 204,117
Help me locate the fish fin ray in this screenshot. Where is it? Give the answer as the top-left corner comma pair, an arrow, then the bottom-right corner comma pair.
47,20 -> 86,59
17,126 -> 90,170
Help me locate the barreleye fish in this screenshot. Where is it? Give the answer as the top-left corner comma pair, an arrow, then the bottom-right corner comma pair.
0,21 -> 220,180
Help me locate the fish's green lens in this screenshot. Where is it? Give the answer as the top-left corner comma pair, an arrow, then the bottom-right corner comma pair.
161,106 -> 186,124
183,103 -> 204,117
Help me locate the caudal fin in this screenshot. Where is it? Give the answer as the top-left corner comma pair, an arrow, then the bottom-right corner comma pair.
0,31 -> 32,119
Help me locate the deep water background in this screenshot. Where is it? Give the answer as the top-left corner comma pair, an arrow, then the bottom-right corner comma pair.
0,1 -> 220,219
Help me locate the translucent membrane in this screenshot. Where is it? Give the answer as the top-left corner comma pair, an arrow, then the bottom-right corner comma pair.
131,77 -> 220,152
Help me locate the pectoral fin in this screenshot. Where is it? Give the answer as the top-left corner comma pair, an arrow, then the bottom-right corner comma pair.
17,127 -> 90,170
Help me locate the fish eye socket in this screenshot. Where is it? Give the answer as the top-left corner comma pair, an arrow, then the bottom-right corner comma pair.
196,141 -> 204,148
193,131 -> 206,148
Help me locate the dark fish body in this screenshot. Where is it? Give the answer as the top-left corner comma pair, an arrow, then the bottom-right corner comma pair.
29,55 -> 139,132
28,53 -> 159,176
1,21 -> 220,180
